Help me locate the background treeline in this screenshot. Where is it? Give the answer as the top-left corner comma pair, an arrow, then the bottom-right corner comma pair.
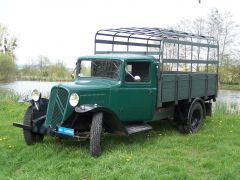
0,53 -> 71,81
0,24 -> 71,82
18,56 -> 71,81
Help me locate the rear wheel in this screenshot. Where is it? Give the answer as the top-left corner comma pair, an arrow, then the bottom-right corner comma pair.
23,106 -> 44,145
177,102 -> 204,134
90,112 -> 103,157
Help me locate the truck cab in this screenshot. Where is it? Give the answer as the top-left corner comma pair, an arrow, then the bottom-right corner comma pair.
73,54 -> 158,122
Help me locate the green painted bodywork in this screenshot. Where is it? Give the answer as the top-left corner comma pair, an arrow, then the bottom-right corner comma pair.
45,54 -> 159,128
44,54 -> 217,128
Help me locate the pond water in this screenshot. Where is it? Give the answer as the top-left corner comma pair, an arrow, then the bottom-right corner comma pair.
216,90 -> 240,114
0,81 -> 71,96
0,81 -> 239,113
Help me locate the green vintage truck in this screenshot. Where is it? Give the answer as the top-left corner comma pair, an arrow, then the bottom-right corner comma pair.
14,28 -> 219,156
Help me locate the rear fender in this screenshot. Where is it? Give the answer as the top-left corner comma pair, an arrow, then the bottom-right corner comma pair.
188,98 -> 206,119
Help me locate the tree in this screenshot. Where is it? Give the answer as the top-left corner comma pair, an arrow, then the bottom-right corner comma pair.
174,9 -> 240,84
49,60 -> 69,78
0,23 -> 17,55
207,9 -> 239,65
0,23 -> 17,81
0,53 -> 17,81
36,55 -> 51,77
175,9 -> 239,64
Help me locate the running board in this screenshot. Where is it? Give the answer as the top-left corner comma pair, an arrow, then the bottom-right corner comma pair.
125,123 -> 152,135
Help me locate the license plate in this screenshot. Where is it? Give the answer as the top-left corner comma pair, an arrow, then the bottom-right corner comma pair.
58,126 -> 74,136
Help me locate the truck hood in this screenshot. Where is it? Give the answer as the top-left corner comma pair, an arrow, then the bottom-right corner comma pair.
45,79 -> 121,128
57,79 -> 121,91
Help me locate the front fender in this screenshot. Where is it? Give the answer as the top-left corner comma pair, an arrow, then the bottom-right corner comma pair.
75,105 -> 127,135
18,95 -> 32,103
34,98 -> 49,112
19,96 -> 49,113
75,104 -> 98,113
18,94 -> 48,112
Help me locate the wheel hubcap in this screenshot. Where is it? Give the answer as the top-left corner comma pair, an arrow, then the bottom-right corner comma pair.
191,109 -> 201,129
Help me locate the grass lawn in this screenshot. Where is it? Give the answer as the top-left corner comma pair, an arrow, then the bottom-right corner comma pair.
0,99 -> 240,179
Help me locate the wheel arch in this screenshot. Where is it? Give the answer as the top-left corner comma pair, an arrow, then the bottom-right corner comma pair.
188,98 -> 206,120
93,107 -> 128,135
75,106 -> 127,135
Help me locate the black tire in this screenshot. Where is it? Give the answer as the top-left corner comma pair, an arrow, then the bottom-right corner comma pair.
185,102 -> 204,133
177,124 -> 188,133
23,106 -> 44,145
177,102 -> 204,134
90,112 -> 103,157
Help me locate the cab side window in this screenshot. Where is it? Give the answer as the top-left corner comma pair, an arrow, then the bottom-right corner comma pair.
125,62 -> 150,82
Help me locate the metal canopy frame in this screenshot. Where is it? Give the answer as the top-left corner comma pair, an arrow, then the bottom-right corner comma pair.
95,27 -> 218,53
94,27 -> 219,74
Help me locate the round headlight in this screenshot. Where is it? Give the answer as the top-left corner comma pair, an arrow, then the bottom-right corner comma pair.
69,93 -> 79,107
31,89 -> 41,102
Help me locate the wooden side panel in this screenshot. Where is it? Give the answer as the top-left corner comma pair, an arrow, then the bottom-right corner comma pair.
157,73 -> 218,106
208,74 -> 217,95
161,75 -> 175,102
178,74 -> 190,100
191,74 -> 206,97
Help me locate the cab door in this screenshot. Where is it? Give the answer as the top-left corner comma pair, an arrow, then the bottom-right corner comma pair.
116,60 -> 156,121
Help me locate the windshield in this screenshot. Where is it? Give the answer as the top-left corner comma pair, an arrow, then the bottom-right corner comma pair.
78,60 -> 121,81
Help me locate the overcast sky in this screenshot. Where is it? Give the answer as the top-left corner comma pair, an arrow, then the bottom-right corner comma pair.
1,0 -> 240,67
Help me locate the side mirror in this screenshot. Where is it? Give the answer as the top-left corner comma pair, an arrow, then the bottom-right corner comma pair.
134,75 -> 141,82
71,73 -> 75,79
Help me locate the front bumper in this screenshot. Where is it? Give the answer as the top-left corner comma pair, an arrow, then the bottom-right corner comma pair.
49,129 -> 90,141
13,122 -> 90,141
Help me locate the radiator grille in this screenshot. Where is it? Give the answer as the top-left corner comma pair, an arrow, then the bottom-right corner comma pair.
47,87 -> 69,128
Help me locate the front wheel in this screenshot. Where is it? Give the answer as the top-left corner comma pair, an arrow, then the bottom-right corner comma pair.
90,112 -> 103,157
23,106 -> 44,145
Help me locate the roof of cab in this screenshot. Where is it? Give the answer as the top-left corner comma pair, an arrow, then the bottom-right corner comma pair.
78,53 -> 156,62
